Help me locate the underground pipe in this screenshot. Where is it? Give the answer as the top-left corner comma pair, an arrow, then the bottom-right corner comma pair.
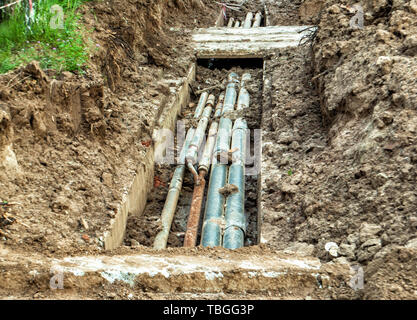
243,12 -> 253,28
186,96 -> 214,183
184,121 -> 219,247
201,73 -> 238,247
253,12 -> 262,28
223,75 -> 250,249
223,118 -> 247,249
153,127 -> 195,249
214,92 -> 225,118
194,92 -> 209,119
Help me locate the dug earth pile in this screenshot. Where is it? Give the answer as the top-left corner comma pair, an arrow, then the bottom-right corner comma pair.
0,0 -> 416,300
263,0 -> 416,299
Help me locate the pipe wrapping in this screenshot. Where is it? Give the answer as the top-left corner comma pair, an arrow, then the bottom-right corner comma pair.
223,118 -> 247,249
153,128 -> 195,249
186,105 -> 213,166
253,12 -> 262,28
199,121 -> 219,173
194,92 -> 208,119
243,12 -> 253,28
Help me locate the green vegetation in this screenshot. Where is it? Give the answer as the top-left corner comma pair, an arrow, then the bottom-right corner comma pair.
0,0 -> 94,74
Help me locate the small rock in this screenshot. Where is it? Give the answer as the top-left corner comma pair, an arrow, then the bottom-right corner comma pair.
102,172 -> 113,187
81,234 -> 90,242
405,238 -> 417,248
130,239 -> 140,247
359,223 -> 382,243
376,56 -> 393,75
338,243 -> 356,260
79,217 -> 89,230
325,242 -> 339,257
284,242 -> 315,256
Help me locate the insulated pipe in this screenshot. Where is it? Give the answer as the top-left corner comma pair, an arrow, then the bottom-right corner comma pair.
186,102 -> 213,182
227,17 -> 235,27
237,88 -> 250,110
194,92 -> 209,119
184,121 -> 219,247
214,92 -> 225,118
200,125 -> 231,247
223,118 -> 247,249
200,74 -> 238,247
222,73 -> 239,115
253,12 -> 262,28
243,12 -> 253,28
153,128 -> 195,249
198,121 -> 219,173
234,20 -> 240,28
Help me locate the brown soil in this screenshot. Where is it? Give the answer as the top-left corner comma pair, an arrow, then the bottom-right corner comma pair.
1,0 -> 416,300
260,0 -> 417,299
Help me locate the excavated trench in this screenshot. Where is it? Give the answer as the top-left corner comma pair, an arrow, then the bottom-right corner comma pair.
124,59 -> 264,249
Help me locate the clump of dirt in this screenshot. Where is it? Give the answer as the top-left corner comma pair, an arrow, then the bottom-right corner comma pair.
266,0 -> 304,25
0,0 -> 219,256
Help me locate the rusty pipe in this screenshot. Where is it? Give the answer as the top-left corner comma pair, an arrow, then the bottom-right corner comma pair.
183,170 -> 206,247
183,119 -> 219,247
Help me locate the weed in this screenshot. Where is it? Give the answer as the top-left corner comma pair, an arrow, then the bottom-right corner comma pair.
0,0 -> 93,74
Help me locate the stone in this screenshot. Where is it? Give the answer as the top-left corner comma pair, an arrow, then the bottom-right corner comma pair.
284,242 -> 315,256
102,172 -> 113,187
376,56 -> 393,75
130,239 -> 140,247
375,29 -> 392,43
325,242 -> 339,257
338,243 -> 356,260
405,238 -> 417,248
359,223 -> 382,243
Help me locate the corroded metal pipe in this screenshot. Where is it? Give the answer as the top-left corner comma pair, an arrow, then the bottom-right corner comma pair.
186,95 -> 214,182
153,128 -> 195,249
253,12 -> 262,28
243,12 -> 253,28
227,17 -> 235,27
194,92 -> 209,119
184,121 -> 219,247
184,171 -> 207,247
222,73 -> 239,115
199,121 -> 219,174
214,92 -> 225,118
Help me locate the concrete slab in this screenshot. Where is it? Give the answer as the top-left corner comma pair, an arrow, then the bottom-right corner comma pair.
193,26 -> 315,58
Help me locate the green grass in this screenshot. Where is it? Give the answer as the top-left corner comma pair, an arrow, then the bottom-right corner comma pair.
0,0 -> 95,74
